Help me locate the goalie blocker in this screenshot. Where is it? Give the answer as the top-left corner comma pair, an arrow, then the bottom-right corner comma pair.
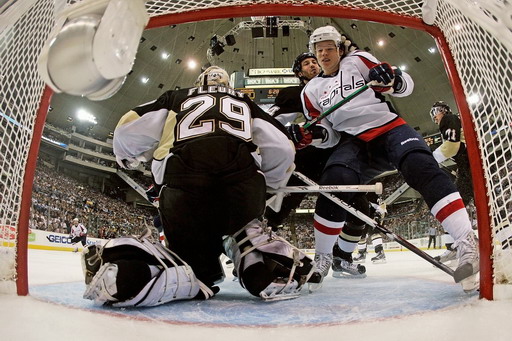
82,222 -> 320,306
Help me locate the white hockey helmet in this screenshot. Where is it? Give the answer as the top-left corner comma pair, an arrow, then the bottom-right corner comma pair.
194,66 -> 230,87
308,25 -> 343,53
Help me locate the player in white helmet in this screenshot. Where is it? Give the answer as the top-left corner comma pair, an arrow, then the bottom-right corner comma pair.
69,217 -> 87,253
85,66 -> 320,306
290,25 -> 479,292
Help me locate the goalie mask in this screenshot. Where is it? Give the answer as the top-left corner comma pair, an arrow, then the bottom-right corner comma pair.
430,101 -> 451,122
194,66 -> 230,87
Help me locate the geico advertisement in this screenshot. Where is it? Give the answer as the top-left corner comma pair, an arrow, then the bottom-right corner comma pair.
29,229 -> 102,248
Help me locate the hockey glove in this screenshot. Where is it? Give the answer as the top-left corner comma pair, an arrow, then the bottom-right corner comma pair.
116,155 -> 141,170
369,62 -> 396,93
287,124 -> 312,150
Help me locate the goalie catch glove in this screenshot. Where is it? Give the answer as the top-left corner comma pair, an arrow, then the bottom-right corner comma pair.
369,63 -> 403,94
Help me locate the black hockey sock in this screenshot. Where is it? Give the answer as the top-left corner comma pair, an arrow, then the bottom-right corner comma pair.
375,244 -> 383,253
333,243 -> 353,262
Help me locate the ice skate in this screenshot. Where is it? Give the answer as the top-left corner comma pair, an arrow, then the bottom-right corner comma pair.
453,232 -> 479,284
434,248 -> 457,264
308,252 -> 333,292
371,250 -> 387,264
332,244 -> 366,278
353,250 -> 367,263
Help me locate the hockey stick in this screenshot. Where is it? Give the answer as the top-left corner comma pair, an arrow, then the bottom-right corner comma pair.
303,82 -> 374,130
293,171 -> 456,278
268,183 -> 383,194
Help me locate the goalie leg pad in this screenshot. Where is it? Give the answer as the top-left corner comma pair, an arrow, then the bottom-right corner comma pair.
223,219 -> 316,300
82,236 -> 214,307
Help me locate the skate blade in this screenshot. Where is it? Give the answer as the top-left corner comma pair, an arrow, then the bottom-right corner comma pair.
454,263 -> 478,283
353,260 -> 366,264
308,282 -> 323,293
372,259 -> 387,264
332,271 -> 367,279
260,292 -> 300,302
460,273 -> 479,293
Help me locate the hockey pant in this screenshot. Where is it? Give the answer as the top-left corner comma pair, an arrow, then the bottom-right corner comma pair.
223,218 -> 317,301
314,126 -> 463,253
82,236 -> 214,307
159,138 -> 267,288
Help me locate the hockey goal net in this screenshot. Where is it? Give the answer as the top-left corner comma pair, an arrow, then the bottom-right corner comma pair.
1,0 -> 511,299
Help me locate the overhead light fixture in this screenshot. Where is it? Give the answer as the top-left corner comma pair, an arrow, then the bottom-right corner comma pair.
350,23 -> 358,29
428,47 -> 436,54
175,59 -> 182,64
188,36 -> 195,41
187,59 -> 197,69
399,64 -> 407,71
377,40 -> 385,47
77,109 -> 97,124
141,76 -> 149,84
161,52 -> 170,59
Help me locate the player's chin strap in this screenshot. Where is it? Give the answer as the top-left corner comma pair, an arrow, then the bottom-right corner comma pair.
223,219 -> 315,301
83,233 -> 214,307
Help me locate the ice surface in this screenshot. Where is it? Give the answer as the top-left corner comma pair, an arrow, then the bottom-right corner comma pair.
1,249 -> 512,340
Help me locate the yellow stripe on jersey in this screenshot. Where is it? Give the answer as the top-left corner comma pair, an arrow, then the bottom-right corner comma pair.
116,110 -> 140,129
153,110 -> 178,160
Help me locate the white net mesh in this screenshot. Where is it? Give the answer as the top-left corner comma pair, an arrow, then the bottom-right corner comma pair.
0,0 -> 510,296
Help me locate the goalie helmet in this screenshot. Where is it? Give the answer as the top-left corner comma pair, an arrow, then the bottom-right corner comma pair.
430,101 -> 452,122
194,66 -> 230,87
308,25 -> 343,53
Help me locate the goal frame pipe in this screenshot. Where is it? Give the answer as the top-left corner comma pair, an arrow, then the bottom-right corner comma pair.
22,2 -> 491,298
16,86 -> 53,295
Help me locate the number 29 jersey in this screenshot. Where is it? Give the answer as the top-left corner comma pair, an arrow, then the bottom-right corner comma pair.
113,85 -> 294,188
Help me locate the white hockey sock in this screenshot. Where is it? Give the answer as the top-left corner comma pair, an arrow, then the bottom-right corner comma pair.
371,235 -> 383,248
313,214 -> 343,254
336,235 -> 357,253
431,193 -> 472,241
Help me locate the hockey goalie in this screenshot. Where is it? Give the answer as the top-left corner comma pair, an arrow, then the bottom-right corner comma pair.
82,66 -> 322,306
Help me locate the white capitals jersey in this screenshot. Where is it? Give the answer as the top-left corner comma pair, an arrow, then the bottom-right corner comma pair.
70,223 -> 87,238
302,50 -> 414,142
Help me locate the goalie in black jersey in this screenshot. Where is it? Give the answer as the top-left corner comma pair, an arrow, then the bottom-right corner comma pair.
82,66 -> 320,306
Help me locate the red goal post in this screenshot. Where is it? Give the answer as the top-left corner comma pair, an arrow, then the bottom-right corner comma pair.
0,0 -> 510,300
